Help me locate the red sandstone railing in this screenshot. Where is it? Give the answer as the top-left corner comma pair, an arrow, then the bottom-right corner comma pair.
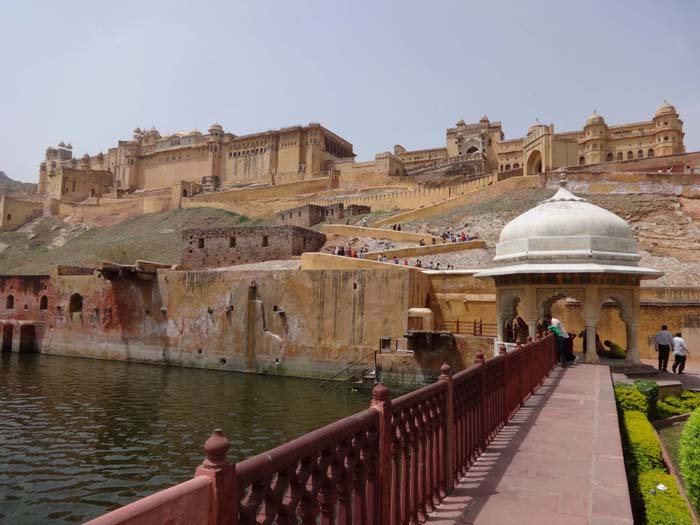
85,334 -> 556,525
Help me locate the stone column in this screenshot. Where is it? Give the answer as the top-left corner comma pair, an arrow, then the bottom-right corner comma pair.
585,322 -> 600,364
497,316 -> 505,342
526,319 -> 538,341
626,321 -> 640,364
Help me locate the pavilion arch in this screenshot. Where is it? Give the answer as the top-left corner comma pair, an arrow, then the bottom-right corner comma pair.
497,288 -> 526,342
459,138 -> 481,157
526,150 -> 543,175
537,288 -> 586,319
69,293 -> 83,314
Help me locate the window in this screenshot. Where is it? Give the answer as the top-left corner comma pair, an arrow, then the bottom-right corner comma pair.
6,214 -> 10,221
6,295 -> 14,309
39,296 -> 48,310
262,235 -> 269,247
648,149 -> 654,157
69,294 -> 83,313
606,153 -> 613,162
198,238 -> 204,249
627,151 -> 633,160
229,236 -> 236,248
578,157 -> 585,165
505,164 -> 511,170
637,150 -> 643,159
617,152 -> 623,161
664,136 -> 669,141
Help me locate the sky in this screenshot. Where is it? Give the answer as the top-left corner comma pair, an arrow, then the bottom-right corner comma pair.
0,0 -> 699,182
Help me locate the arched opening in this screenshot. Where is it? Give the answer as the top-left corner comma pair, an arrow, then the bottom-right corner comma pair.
648,149 -> 654,157
578,156 -> 585,165
596,298 -> 628,359
39,296 -> 48,310
182,189 -> 188,197
19,324 -> 36,353
606,153 -> 613,162
513,163 -> 519,169
2,324 -> 13,352
526,150 -> 543,175
540,291 -> 586,360
90,189 -> 95,197
466,146 -> 478,155
69,293 -> 83,314
637,150 -> 644,159
505,164 -> 511,171
502,295 -> 527,343
627,151 -> 633,160
6,295 -> 14,310
617,152 -> 623,161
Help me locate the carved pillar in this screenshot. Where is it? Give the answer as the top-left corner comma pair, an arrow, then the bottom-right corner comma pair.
585,322 -> 599,364
523,286 -> 538,342
625,321 -> 640,364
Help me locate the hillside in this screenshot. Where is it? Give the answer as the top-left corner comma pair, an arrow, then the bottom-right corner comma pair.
0,207 -> 262,274
400,188 -> 700,287
0,171 -> 37,195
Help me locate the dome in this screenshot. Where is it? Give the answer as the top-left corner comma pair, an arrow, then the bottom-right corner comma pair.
584,111 -> 605,127
455,119 -> 465,126
495,176 -> 638,266
655,100 -> 677,118
58,141 -> 66,148
479,115 -> 489,123
209,123 -> 223,131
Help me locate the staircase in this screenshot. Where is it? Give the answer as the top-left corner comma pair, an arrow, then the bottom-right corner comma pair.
320,351 -> 378,389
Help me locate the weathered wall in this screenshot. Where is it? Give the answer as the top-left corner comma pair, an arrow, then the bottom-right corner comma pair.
321,224 -> 442,244
0,197 -> 43,230
364,240 -> 487,259
182,226 -> 326,268
541,170 -> 700,196
36,266 -> 432,379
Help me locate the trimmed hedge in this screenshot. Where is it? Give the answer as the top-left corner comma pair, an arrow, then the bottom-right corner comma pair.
623,410 -> 664,475
680,408 -> 700,512
638,469 -> 694,525
658,391 -> 700,420
615,383 -> 649,414
634,379 -> 659,420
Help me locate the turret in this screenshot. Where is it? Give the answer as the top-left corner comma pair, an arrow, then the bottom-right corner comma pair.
580,111 -> 607,165
653,101 -> 684,157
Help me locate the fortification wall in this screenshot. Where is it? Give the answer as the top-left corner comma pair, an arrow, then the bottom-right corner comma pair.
192,178 -> 332,203
321,224 -> 442,244
364,240 -> 487,259
541,170 -> 700,196
0,197 -> 43,231
374,175 -> 537,227
50,195 -> 171,225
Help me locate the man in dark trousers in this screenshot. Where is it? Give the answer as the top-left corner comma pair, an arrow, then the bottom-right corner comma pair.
654,325 -> 674,372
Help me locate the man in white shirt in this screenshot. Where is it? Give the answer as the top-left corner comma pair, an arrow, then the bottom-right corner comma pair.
654,325 -> 674,372
672,332 -> 689,374
544,314 -> 569,366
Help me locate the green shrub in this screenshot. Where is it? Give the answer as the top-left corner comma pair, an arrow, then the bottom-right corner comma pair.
634,379 -> 660,420
658,391 -> 700,419
615,383 -> 649,414
638,469 -> 694,525
623,411 -> 664,475
680,409 -> 700,512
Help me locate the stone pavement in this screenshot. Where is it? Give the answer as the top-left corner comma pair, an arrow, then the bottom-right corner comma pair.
428,364 -> 633,525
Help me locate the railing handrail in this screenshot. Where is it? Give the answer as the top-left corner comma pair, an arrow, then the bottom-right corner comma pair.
87,334 -> 557,525
236,407 -> 379,486
318,349 -> 377,387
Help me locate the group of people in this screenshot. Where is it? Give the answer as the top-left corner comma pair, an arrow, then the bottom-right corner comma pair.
331,245 -> 369,258
654,325 -> 689,374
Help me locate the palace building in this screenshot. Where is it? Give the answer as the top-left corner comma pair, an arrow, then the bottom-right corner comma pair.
38,123 -> 354,197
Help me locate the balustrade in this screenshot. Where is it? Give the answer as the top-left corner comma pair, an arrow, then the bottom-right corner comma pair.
86,334 -> 557,525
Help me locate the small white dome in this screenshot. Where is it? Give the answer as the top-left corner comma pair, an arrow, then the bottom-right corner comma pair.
584,111 -> 605,127
495,177 -> 638,266
655,100 -> 677,118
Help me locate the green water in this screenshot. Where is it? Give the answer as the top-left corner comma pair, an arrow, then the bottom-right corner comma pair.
0,352 -> 369,524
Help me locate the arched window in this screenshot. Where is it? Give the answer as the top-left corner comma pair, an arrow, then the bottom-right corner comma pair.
606,153 -> 613,162
627,151 -> 633,160
6,295 -> 14,309
637,150 -> 644,159
182,189 -> 188,197
513,163 -> 519,169
69,293 -> 83,314
648,149 -> 655,157
505,164 -> 511,170
578,156 -> 585,165
39,296 -> 48,310
617,152 -> 623,161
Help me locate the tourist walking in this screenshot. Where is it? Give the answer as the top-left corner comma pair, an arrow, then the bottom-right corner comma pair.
654,325 -> 674,371
672,332 -> 689,374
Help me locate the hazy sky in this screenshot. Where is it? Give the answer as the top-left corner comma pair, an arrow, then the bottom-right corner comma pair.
1,0 -> 698,182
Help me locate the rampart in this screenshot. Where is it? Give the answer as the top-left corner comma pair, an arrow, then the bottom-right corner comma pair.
540,170 -> 700,196
321,224 -> 442,244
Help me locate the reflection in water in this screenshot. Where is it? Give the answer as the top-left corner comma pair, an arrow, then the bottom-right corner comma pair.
0,352 -> 369,524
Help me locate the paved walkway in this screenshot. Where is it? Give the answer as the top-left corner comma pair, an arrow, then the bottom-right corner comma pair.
428,364 -> 633,525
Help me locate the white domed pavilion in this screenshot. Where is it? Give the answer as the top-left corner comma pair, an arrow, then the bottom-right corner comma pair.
476,174 -> 661,363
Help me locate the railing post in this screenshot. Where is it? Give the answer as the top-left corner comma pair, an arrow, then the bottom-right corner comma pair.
439,363 -> 454,493
370,383 -> 393,525
475,351 -> 487,452
195,429 -> 237,525
499,344 -> 508,424
456,319 -> 460,334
